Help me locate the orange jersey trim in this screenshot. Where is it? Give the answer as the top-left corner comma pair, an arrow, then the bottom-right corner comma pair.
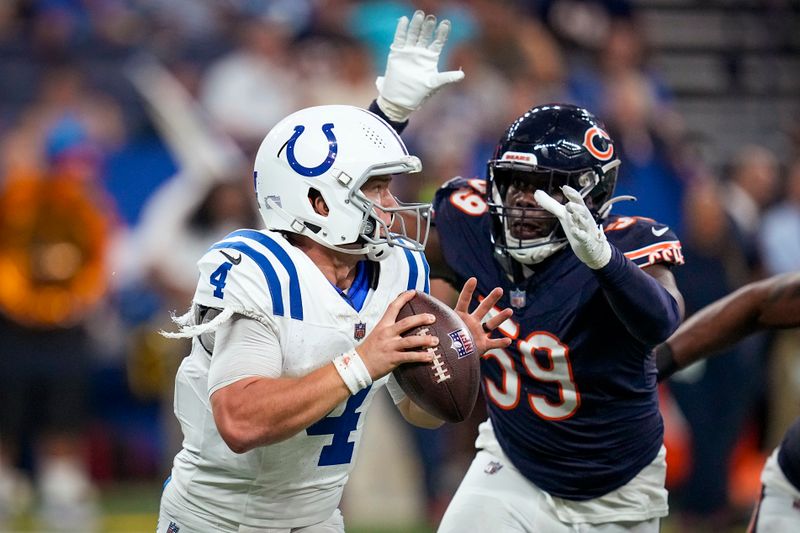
624,240 -> 684,266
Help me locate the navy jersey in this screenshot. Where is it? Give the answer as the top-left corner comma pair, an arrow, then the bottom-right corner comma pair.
433,177 -> 684,500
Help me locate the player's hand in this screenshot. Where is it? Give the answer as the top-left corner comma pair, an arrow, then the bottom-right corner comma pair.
355,290 -> 438,379
534,185 -> 612,269
376,10 -> 464,122
454,278 -> 513,355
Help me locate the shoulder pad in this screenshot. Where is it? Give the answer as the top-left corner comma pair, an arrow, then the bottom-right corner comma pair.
401,247 -> 431,294
604,215 -> 684,268
433,177 -> 489,220
193,229 -> 304,321
438,176 -> 486,195
382,237 -> 431,294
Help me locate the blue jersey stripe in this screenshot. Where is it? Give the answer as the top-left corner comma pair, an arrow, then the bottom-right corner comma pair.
346,260 -> 371,311
420,252 -> 430,294
402,247 -> 419,291
211,241 -> 285,317
395,235 -> 428,292
226,230 -> 303,321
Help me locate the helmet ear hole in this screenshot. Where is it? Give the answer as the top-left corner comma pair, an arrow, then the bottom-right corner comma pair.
308,188 -> 329,217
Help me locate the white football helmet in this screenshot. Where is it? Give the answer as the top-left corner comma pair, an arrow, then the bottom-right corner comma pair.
254,105 -> 430,260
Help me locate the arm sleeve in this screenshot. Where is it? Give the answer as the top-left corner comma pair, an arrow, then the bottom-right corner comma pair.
208,314 -> 282,396
368,100 -> 409,135
594,245 -> 681,347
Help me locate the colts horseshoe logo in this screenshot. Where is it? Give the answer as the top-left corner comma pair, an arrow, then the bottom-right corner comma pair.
285,123 -> 338,177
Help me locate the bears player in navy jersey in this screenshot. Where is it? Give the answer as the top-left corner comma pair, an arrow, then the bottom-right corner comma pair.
656,272 -> 800,532
370,11 -> 685,532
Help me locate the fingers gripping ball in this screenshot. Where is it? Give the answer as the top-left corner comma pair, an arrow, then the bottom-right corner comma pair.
393,292 -> 480,422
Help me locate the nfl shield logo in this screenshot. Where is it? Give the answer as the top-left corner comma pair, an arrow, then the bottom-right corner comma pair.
510,288 -> 526,309
484,460 -> 504,475
167,522 -> 180,533
354,322 -> 367,340
448,329 -> 476,359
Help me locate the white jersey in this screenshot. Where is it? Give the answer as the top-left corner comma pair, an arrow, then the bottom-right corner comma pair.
166,229 -> 429,529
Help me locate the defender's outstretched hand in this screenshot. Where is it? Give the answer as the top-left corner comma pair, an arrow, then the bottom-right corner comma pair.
454,278 -> 513,355
376,10 -> 464,122
534,185 -> 612,269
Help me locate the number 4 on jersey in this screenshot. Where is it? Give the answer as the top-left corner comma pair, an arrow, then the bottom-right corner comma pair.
209,262 -> 233,298
307,386 -> 370,466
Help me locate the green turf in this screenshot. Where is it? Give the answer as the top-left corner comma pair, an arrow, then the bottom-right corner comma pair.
2,482 -> 751,533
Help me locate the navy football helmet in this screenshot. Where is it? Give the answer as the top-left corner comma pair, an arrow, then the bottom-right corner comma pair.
487,104 -> 621,265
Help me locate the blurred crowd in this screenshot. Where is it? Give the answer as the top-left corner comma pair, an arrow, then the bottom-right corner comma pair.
0,0 -> 798,531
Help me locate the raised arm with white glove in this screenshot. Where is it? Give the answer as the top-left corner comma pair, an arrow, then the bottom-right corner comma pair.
534,185 -> 612,270
376,10 -> 465,122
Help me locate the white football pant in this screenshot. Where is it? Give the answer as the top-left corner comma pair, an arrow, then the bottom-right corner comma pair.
438,441 -> 667,532
750,448 -> 800,532
158,480 -> 344,533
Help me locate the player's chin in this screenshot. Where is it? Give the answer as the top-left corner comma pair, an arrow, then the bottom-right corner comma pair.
340,241 -> 365,251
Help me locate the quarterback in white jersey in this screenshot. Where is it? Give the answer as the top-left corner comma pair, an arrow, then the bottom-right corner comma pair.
157,102 -> 512,533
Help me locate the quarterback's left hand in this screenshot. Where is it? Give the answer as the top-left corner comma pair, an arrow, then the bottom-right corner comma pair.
534,185 -> 612,269
376,10 -> 464,122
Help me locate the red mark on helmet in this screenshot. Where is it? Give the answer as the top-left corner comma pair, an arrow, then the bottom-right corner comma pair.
500,151 -> 537,165
583,127 -> 614,161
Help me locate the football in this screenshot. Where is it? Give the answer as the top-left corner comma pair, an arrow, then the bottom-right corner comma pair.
393,291 -> 480,423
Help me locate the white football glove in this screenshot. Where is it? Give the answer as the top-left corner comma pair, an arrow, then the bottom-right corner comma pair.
534,185 -> 612,270
376,10 -> 465,122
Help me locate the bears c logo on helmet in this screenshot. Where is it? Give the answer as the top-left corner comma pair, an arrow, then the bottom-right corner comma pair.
582,126 -> 614,161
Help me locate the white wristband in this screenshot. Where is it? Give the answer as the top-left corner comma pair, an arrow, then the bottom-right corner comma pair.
333,350 -> 373,395
376,94 -> 413,123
